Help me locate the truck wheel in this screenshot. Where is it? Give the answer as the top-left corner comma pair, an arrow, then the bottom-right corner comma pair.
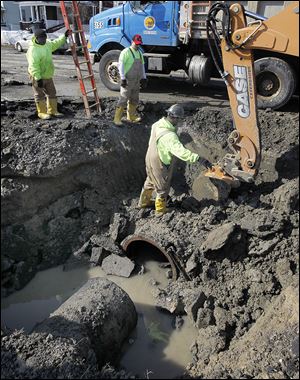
254,57 -> 296,110
188,55 -> 212,86
99,50 -> 121,91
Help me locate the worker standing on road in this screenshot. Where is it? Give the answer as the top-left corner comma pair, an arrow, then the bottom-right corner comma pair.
114,34 -> 148,126
26,28 -> 71,120
138,104 -> 212,216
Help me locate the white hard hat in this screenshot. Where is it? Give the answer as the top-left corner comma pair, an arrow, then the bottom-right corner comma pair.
167,104 -> 185,118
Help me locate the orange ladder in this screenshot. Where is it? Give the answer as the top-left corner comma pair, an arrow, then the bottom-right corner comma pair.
59,1 -> 101,118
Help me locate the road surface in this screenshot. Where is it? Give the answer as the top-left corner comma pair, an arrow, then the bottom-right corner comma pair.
1,45 -> 229,107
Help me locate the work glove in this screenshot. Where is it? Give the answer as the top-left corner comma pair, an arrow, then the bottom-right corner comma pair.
37,79 -> 43,88
120,79 -> 127,88
198,157 -> 213,169
140,78 -> 148,90
64,29 -> 72,38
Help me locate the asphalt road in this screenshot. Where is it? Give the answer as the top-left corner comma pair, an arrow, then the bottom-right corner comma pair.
1,45 -> 229,107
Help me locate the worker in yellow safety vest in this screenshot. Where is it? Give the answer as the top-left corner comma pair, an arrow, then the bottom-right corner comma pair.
114,34 -> 148,126
138,104 -> 212,216
26,28 -> 71,120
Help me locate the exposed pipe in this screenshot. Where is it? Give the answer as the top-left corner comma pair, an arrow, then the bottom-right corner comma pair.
121,234 -> 178,280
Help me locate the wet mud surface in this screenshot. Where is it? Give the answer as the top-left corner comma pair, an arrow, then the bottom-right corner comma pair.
1,97 -> 299,379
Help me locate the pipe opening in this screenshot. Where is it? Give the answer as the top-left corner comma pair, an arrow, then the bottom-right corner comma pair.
121,235 -> 178,281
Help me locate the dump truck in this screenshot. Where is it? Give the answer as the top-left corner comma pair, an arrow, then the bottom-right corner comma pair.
88,1 -> 299,110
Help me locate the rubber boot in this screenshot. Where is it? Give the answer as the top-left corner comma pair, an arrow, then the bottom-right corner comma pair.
35,100 -> 51,120
155,196 -> 167,217
138,188 -> 154,208
47,97 -> 64,117
127,102 -> 141,123
114,106 -> 125,126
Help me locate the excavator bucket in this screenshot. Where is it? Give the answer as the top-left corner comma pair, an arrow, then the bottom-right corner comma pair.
204,165 -> 240,186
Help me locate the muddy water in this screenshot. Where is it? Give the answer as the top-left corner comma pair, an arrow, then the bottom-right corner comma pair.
1,253 -> 197,379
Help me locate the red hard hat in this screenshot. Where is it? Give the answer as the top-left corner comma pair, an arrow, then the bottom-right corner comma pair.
132,34 -> 143,45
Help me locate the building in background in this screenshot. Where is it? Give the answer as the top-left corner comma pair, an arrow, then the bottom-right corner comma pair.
1,1 -> 123,31
1,1 -> 20,30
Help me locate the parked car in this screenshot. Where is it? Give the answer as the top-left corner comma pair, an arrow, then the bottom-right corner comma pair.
14,29 -> 68,53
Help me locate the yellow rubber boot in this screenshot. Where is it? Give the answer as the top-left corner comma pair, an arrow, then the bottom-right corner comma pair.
114,107 -> 124,126
155,196 -> 167,217
127,103 -> 141,123
47,98 -> 64,117
138,188 -> 154,208
35,100 -> 51,120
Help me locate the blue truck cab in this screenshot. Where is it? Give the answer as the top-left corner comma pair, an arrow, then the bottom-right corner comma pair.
89,1 -> 180,52
88,1 -> 199,91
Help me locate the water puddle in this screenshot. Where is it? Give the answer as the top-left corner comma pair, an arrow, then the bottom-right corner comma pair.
1,252 -> 197,379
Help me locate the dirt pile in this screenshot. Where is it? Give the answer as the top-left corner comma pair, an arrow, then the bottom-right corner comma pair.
1,98 -> 299,379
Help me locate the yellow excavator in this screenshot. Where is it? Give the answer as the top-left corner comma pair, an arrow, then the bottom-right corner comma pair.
204,1 -> 299,188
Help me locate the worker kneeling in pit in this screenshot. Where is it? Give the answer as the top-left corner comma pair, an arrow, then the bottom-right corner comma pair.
138,104 -> 212,216
26,28 -> 71,120
114,34 -> 148,126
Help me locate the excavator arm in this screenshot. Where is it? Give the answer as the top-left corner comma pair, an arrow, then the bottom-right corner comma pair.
205,2 -> 299,186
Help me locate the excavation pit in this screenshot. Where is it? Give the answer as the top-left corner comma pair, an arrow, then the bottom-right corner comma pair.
1,98 -> 299,379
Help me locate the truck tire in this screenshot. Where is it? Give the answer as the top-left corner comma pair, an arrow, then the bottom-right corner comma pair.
188,55 -> 212,86
99,50 -> 121,91
254,57 -> 296,110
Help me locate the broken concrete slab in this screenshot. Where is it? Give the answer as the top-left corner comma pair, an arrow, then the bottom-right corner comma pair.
201,222 -> 236,252
90,234 -> 123,255
90,246 -> 111,266
101,254 -> 135,277
109,213 -> 130,243
192,175 -> 232,202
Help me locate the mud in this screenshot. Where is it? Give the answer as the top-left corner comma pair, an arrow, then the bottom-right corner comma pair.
1,96 -> 299,379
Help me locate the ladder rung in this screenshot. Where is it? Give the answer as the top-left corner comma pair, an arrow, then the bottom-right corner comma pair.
82,74 -> 93,80
78,60 -> 90,65
85,88 -> 97,94
72,29 -> 83,33
89,102 -> 100,109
